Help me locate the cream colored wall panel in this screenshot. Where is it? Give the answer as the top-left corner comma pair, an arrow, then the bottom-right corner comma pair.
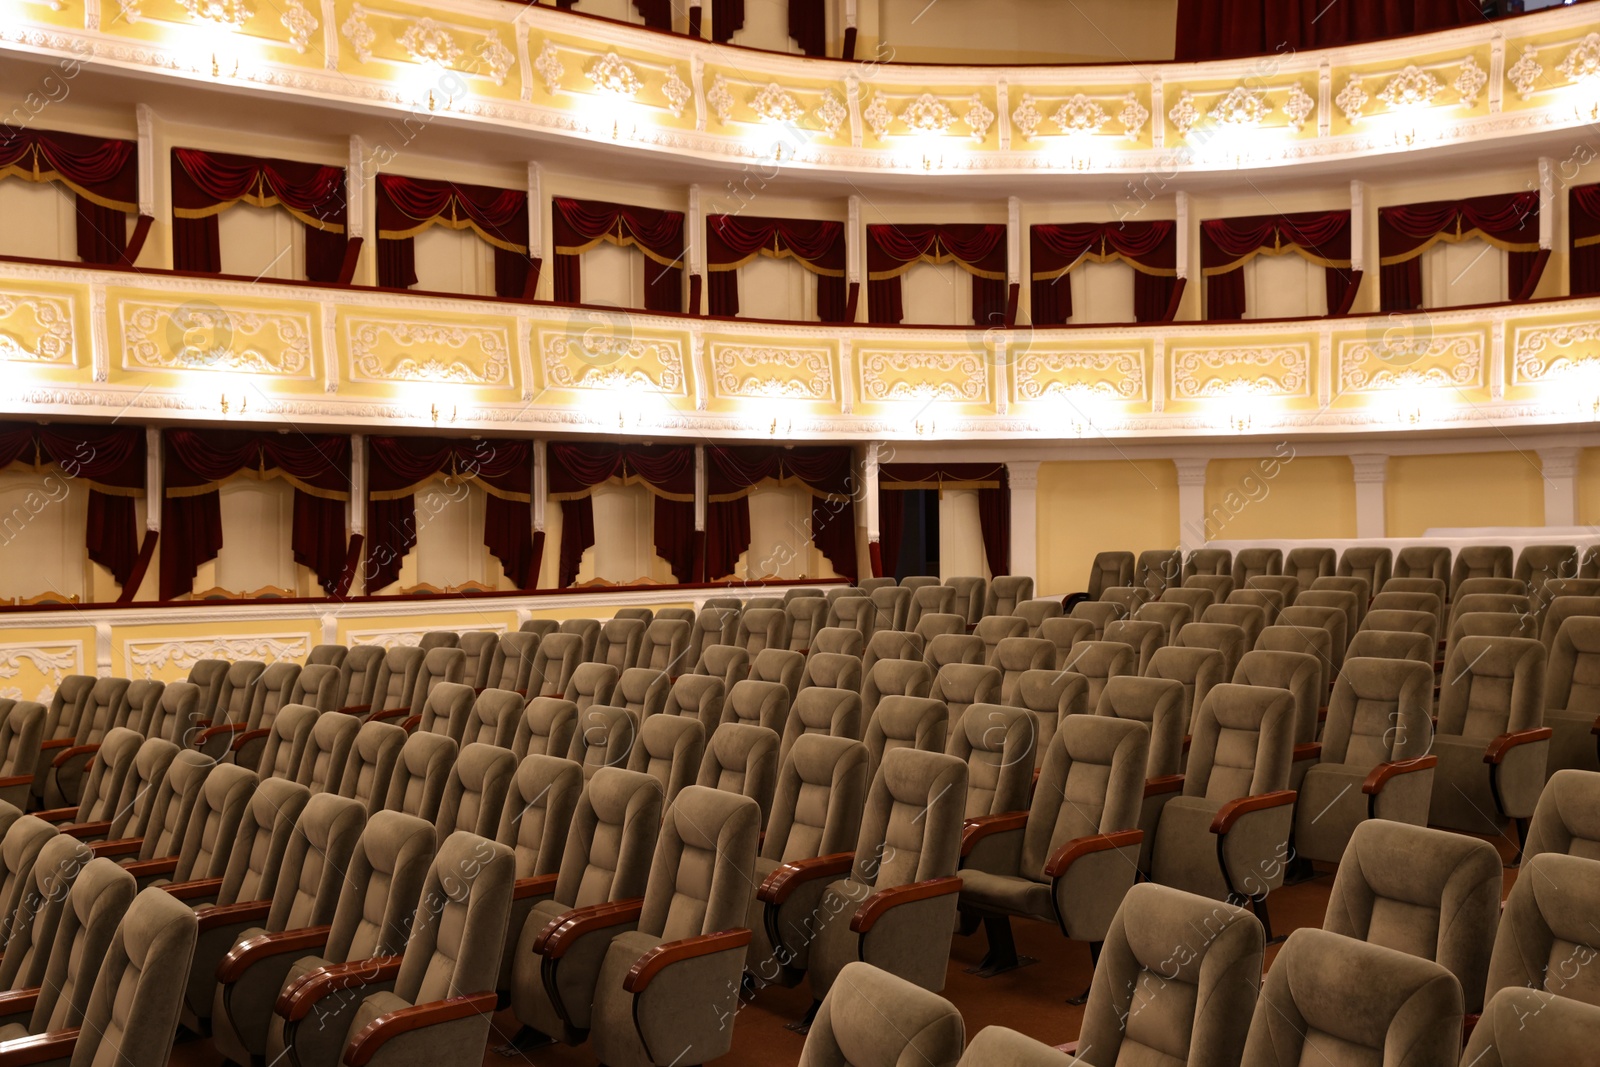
737,485 -> 811,581
411,225 -> 495,297
1245,254 -> 1328,320
1204,454 -> 1354,541
0,182 -> 75,263
117,622 -> 317,683
343,618 -> 510,649
899,263 -> 975,326
729,0 -> 800,55
580,243 -> 645,310
217,203 -> 305,282
0,468 -> 87,601
1067,262 -> 1136,325
536,321 -> 690,414
412,480 -> 492,589
1036,460 -> 1179,597
1580,448 -> 1600,528
1423,239 -> 1506,309
1386,452 -> 1547,536
939,488 -> 990,581
213,478 -> 299,592
0,638 -> 86,703
584,482 -> 674,584
738,256 -> 814,322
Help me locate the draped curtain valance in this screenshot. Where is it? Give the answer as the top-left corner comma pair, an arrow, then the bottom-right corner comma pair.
705,214 -> 847,321
547,442 -> 696,588
0,423 -> 144,588
1379,192 -> 1543,310
876,462 -> 1008,580
1200,210 -> 1354,320
374,175 -> 530,298
1030,221 -> 1177,326
867,223 -> 1007,326
161,430 -> 349,600
1,124 -> 138,266
552,197 -> 684,312
703,445 -> 858,584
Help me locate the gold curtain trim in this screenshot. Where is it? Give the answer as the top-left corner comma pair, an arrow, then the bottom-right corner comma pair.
1574,233 -> 1600,249
0,459 -> 145,496
378,214 -> 523,253
166,467 -> 348,501
1379,227 -> 1540,266
556,227 -> 681,268
705,245 -> 845,277
1031,250 -> 1177,282
1200,243 -> 1350,277
706,474 -> 847,503
368,471 -> 530,503
881,479 -> 999,490
546,473 -> 695,502
0,164 -> 137,212
173,192 -> 345,233
868,251 -> 1007,282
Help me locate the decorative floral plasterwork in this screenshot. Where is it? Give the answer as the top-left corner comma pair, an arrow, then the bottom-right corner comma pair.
1284,84 -> 1315,130
1118,92 -> 1150,140
1335,76 -> 1368,124
587,52 -> 641,96
400,18 -> 462,67
1454,55 -> 1488,108
127,635 -> 308,675
1011,93 -> 1043,141
348,320 -> 509,386
476,32 -> 513,86
115,0 -> 142,24
1014,350 -> 1145,401
341,4 -> 376,64
533,40 -> 563,95
1051,94 -> 1109,135
1168,91 -> 1200,136
661,67 -> 690,118
706,74 -> 734,125
1558,33 -> 1600,83
178,0 -> 251,29
280,0 -> 317,53
1512,322 -> 1600,383
860,350 -> 985,402
816,91 -> 847,139
1377,65 -> 1443,109
0,643 -> 80,704
123,303 -> 311,376
0,293 -> 73,364
1208,86 -> 1271,128
1339,335 -> 1482,391
711,346 -> 832,400
1171,346 -> 1310,399
899,93 -> 955,135
750,82 -> 803,124
963,94 -> 994,141
862,92 -> 893,139
1508,45 -> 1544,99
543,333 -> 684,393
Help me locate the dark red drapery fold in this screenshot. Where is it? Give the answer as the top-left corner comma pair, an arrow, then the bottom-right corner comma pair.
878,462 -> 1009,579
74,196 -> 128,266
703,498 -> 752,581
552,197 -> 684,312
0,124 -> 138,208
1571,184 -> 1600,296
1174,0 -> 1486,61
366,437 -> 534,593
160,429 -> 349,599
171,147 -> 347,281
789,0 -> 826,54
1379,191 -> 1541,310
633,0 -> 672,27
866,223 -> 1007,325
711,0 -> 744,41
1200,211 -> 1353,320
547,442 -> 696,586
375,174 -> 528,297
1030,221 -> 1176,325
704,446 -> 858,582
706,214 -> 845,319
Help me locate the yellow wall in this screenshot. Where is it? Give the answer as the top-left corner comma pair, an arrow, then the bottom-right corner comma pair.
1203,453 -> 1356,541
1037,460 -> 1178,595
1386,451 -> 1546,536
1579,448 -> 1600,528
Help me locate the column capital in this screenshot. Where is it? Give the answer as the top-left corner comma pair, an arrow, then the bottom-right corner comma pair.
1006,460 -> 1040,491
1172,456 -> 1209,487
1349,454 -> 1389,484
1539,446 -> 1580,480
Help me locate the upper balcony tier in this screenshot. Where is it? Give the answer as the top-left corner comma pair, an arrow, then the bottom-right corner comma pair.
9,0 -> 1600,183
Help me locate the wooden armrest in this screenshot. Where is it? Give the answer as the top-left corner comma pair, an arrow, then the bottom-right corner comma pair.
0,990 -> 39,1015
1210,790 -> 1297,835
197,899 -> 272,933
0,1028 -> 78,1067
88,838 -> 143,858
336,705 -> 372,717
1484,727 -> 1553,764
513,874 -> 558,901
960,811 -> 1029,857
622,929 -> 752,994
756,851 -> 855,906
849,876 -> 962,933
1362,755 -> 1437,795
277,955 -> 403,1021
1592,717 -> 1600,736
367,707 -> 410,724
163,877 -> 225,901
1181,734 -> 1191,753
1143,774 -> 1184,798
51,744 -> 98,768
33,807 -> 79,824
230,728 -> 269,751
119,856 -> 178,878
399,715 -> 422,733
533,899 -> 644,958
0,775 -> 33,790
38,738 -> 74,752
218,924 -> 330,984
59,821 -> 114,840
1043,829 -> 1143,879
342,992 -> 498,1067
1292,743 -> 1322,761
194,723 -> 248,745
1317,707 -> 1328,723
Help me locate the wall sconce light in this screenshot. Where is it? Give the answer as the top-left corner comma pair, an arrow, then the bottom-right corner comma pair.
1229,411 -> 1252,433
219,393 -> 247,416
431,403 -> 456,425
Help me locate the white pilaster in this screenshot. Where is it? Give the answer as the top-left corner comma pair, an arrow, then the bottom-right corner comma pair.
1173,457 -> 1209,551
847,195 -> 863,321
1174,191 -> 1191,280
1350,454 -> 1388,539
694,445 -> 707,532
144,427 -> 162,532
1007,460 -> 1039,581
1006,196 -> 1021,287
1349,180 -> 1367,273
348,136 -> 375,285
864,441 -> 880,542
1539,447 -> 1579,527
1539,157 -> 1554,251
532,439 -> 548,533
349,434 -> 366,536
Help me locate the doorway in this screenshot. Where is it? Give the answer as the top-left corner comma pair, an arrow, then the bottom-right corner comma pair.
894,489 -> 940,581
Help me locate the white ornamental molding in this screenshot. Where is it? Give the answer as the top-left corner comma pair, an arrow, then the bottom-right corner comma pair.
475,32 -> 514,86
1051,94 -> 1109,135
662,67 -> 690,118
1508,46 -> 1544,99
124,633 -> 310,676
862,92 -> 893,140
341,4 -> 376,63
816,91 -> 848,139
533,39 -> 563,94
1511,321 -> 1600,382
1118,92 -> 1150,140
346,318 -> 511,385
1284,84 -> 1315,130
963,94 -> 995,141
0,642 -> 82,704
710,344 -> 834,400
1010,93 -> 1043,141
1336,334 -> 1484,392
859,349 -> 987,402
1378,65 -> 1444,109
178,0 -> 252,28
706,75 -> 734,125
1208,86 -> 1272,128
1335,76 -> 1369,124
1013,349 -> 1146,401
541,331 -> 688,394
1559,33 -> 1600,83
899,93 -> 956,135
587,52 -> 641,96
750,83 -> 803,124
121,301 -> 314,377
0,291 -> 74,364
399,18 -> 462,67
1170,345 -> 1311,399
1454,55 -> 1488,107
1168,91 -> 1201,136
280,0 -> 318,53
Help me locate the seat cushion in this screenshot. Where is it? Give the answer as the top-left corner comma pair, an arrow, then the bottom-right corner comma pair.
1293,764 -> 1370,865
1430,735 -> 1502,834
344,989 -> 409,1050
958,869 -> 1053,925
1150,796 -> 1228,900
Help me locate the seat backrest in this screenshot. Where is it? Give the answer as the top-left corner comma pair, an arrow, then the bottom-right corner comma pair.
610,668 -> 670,723
1088,551 -> 1136,599
435,742 -> 515,838
1254,623 -> 1335,697
122,680 -> 164,738
723,679 -> 791,735
1241,927 -> 1462,1066
1144,645 -> 1225,740
1183,549 -> 1232,581
1293,589 -> 1361,651
905,585 -> 956,630
1078,882 -> 1263,1067
1395,545 -> 1452,584
496,754 -> 582,879
72,726 -> 140,824
809,964 -> 966,1064
109,739 -> 179,841
1232,547 -> 1283,586
1362,609 -> 1440,649
864,696 -> 949,780
418,631 -> 459,651
861,658 -> 934,728
265,792 -> 366,932
338,721 -> 406,815
530,633 -> 584,699
551,767 -> 662,909
172,763 -> 256,882
458,631 -> 499,690
861,629 -> 923,675
513,697 -> 579,761
1062,639 -> 1137,707
914,612 -> 967,643
1134,601 -> 1192,646
1014,598 -> 1063,638
636,786 -> 760,943
215,777 -> 309,907
340,645 -> 386,710
244,662 -> 301,732
828,598 -> 876,643
214,662 -> 264,729
1523,767 -> 1600,863
923,633 -> 985,672
417,681 -> 475,745
785,597 -> 828,653
1232,585 -> 1286,623
1455,577 -> 1528,602
70,888 -> 198,1067
972,616 -> 1027,665
383,732 -> 458,822
410,647 -> 466,713
144,682 -> 200,745
993,637 -> 1056,704
30,857 -> 134,1034
73,677 -> 131,746
662,676 -> 725,737
1371,589 -> 1446,626
636,619 -> 690,674
182,663 -> 228,725
1337,545 -> 1393,590
289,663 -> 343,713
1102,619 -> 1165,673
1324,819 -> 1501,1013
566,705 -> 637,782
946,576 -> 987,627
798,652 -> 862,695
1320,657 -> 1434,770
390,831 -> 514,1006
851,747 -> 966,890
256,703 -> 316,780
1175,621 -> 1249,677
695,644 -> 751,693
696,721 -> 779,825
869,586 -> 911,632
1183,684 -> 1295,803
371,646 -> 425,714
1232,648 -> 1322,745
486,633 -> 539,694
0,833 -> 91,992
1012,670 -> 1088,766
750,648 -> 805,702
0,701 -> 42,783
687,606 -> 739,666
1094,676 -> 1185,779
781,688 -> 862,764
1346,627 -> 1435,664
763,735 -> 868,865
1070,600 -> 1126,641
1285,547 -> 1336,588
1540,595 -> 1600,651
947,704 -> 1034,819
1164,585 -> 1215,619
626,714 -> 705,804
1136,550 -> 1183,597
930,663 -> 1002,736
1436,636 -> 1546,741
1039,617 -> 1096,669
326,810 -> 437,962
1488,850 -> 1600,1005
1547,616 -> 1600,721
564,662 -> 620,713
1452,544 -> 1515,598
1278,605 -> 1348,667
1464,987 -> 1600,1067
1021,716 -> 1146,884
519,619 -> 559,640
985,575 -> 1034,617
298,709 -> 358,793
1517,543 -> 1581,594
594,618 -> 645,672
137,749 -> 213,860
738,608 -> 791,656
464,688 -> 521,748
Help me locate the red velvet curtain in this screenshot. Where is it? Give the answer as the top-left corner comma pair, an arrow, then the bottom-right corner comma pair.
160,430 -> 349,600
704,446 -> 858,583
170,148 -> 347,281
374,174 -> 529,297
866,224 -> 1007,325
789,0 -> 826,54
633,0 -> 671,27
875,485 -> 904,581
1571,184 -> 1600,296
365,437 -> 534,593
552,197 -> 684,312
878,462 -> 1009,578
0,423 -> 145,588
1030,221 -> 1177,325
1379,192 -> 1541,311
0,125 -> 137,265
712,0 -> 744,40
547,443 -> 696,587
705,214 -> 846,320
1200,211 -> 1353,321
1174,0 -> 1486,61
